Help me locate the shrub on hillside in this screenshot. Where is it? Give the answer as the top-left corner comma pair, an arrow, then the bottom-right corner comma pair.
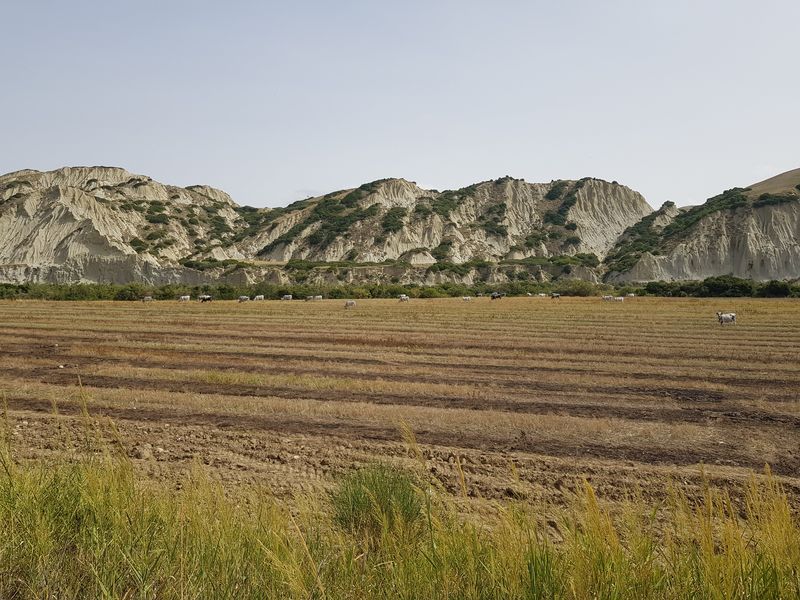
381,207 -> 407,234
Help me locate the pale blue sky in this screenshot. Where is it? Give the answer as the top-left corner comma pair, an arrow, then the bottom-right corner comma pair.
2,1 -> 798,208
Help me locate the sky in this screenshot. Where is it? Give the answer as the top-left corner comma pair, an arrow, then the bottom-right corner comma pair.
2,1 -> 798,209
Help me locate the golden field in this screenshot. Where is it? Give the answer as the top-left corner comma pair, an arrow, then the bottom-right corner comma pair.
1,296 -> 797,506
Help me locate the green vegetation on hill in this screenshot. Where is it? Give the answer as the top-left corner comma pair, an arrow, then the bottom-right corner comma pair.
412,202 -> 433,219
232,205 -> 272,241
545,180 -> 568,201
431,239 -> 454,261
543,179 -> 586,227
430,184 -> 478,217
339,179 -> 392,207
477,202 -> 508,237
661,188 -> 750,239
603,204 -> 672,274
179,258 -> 253,272
381,206 -> 408,233
752,192 -> 799,208
259,195 -> 382,255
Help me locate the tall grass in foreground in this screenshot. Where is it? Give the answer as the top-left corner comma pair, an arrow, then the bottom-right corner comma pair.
0,450 -> 798,599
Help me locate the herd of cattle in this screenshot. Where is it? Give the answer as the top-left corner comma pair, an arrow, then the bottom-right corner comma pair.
140,293 -> 739,323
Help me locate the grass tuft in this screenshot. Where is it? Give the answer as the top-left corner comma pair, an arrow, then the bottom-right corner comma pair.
331,463 -> 423,543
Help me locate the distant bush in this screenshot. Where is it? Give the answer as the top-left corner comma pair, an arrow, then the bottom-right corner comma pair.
752,192 -> 799,208
757,279 -> 792,297
564,222 -> 578,231
412,203 -> 433,219
698,275 -> 755,297
180,258 -> 251,272
381,207 -> 407,233
427,262 -> 471,276
146,213 -> 169,224
640,276 -> 797,298
478,203 -> 508,237
431,239 -> 453,261
543,211 -> 565,226
545,180 -> 568,201
524,231 -> 547,247
564,236 -> 581,246
430,192 -> 462,217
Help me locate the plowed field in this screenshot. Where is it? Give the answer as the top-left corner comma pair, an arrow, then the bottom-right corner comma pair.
1,297 -> 798,508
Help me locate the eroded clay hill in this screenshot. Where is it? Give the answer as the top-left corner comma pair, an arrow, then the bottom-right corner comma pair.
606,168 -> 800,283
0,165 -> 797,284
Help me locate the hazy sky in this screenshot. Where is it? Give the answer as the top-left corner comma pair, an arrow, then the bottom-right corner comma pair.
3,1 -> 798,208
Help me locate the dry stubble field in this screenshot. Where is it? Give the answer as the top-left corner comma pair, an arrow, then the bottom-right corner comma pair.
1,296 -> 798,512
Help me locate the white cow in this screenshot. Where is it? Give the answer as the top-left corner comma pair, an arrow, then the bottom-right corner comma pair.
344,300 -> 357,309
141,296 -> 153,303
398,294 -> 409,302
462,296 -> 473,302
717,311 -> 736,325
281,294 -> 293,301
314,295 -> 323,301
602,295 -> 614,301
238,296 -> 250,303
253,295 -> 265,301
178,295 -> 191,302
538,293 -> 547,297
626,293 -> 636,298
613,296 -> 625,302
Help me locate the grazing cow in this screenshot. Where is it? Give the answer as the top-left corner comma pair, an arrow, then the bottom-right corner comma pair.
253,295 -> 265,301
314,295 -> 323,301
551,293 -> 561,300
398,294 -> 409,302
344,300 -> 356,309
626,293 -> 636,298
238,296 -> 250,303
462,296 -> 473,302
281,294 -> 292,301
538,293 -> 547,297
716,311 -> 736,325
602,295 -> 614,301
178,295 -> 191,302
490,292 -> 504,300
199,295 -> 213,303
305,296 -> 314,301
613,296 -> 625,302
526,292 -> 532,297
141,296 -> 153,303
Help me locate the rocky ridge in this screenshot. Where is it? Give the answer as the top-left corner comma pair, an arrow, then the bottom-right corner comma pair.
0,165 -> 797,285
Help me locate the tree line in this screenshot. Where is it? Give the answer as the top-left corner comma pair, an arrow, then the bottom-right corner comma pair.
0,275 -> 796,301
